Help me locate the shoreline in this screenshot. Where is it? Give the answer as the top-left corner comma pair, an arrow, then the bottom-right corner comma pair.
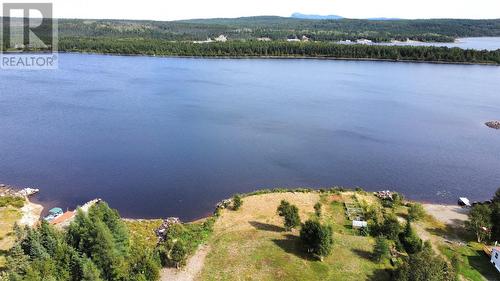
57,51 -> 500,66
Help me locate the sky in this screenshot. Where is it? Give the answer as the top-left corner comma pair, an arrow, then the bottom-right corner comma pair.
2,0 -> 500,20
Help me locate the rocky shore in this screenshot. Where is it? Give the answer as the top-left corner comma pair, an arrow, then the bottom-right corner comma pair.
485,120 -> 500,129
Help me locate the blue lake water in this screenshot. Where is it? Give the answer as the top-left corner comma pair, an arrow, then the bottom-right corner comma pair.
1,53 -> 500,220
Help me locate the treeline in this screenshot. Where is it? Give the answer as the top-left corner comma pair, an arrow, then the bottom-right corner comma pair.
55,17 -> 500,43
59,38 -> 500,64
3,202 -> 161,281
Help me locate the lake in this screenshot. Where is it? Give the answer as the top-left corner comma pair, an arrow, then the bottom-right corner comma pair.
1,54 -> 499,220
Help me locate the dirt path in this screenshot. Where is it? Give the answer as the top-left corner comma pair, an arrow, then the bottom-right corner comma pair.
160,244 -> 210,281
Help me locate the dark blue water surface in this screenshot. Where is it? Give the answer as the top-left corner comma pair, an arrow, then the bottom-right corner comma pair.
1,54 -> 500,220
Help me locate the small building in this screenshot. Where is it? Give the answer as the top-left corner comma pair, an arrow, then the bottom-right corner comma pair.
491,247 -> 500,272
352,220 -> 368,228
458,197 -> 471,207
44,207 -> 63,222
50,211 -> 75,228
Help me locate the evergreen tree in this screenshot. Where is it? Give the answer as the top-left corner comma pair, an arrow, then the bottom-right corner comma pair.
372,236 -> 389,262
277,200 -> 301,231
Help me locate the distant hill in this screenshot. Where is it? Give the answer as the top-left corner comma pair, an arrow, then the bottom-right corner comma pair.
291,13 -> 343,20
291,13 -> 402,21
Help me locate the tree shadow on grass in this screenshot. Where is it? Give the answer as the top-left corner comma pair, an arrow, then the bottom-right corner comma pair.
467,250 -> 500,280
366,268 -> 393,281
272,234 -> 314,261
425,220 -> 472,241
351,248 -> 372,261
249,221 -> 285,232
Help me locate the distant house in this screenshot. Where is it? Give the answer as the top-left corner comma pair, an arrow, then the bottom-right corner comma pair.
491,247 -> 500,272
215,35 -> 227,42
356,39 -> 373,44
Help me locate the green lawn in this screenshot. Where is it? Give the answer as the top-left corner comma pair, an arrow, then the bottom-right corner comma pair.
440,242 -> 500,281
199,192 -> 392,281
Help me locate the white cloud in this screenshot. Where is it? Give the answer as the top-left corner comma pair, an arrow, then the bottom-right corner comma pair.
2,0 -> 499,20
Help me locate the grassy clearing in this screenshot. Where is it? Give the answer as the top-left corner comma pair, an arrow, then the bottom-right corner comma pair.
125,219 -> 163,250
0,204 -> 23,270
199,192 -> 392,281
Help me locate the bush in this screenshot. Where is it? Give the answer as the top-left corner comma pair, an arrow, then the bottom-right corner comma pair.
300,220 -> 333,260
382,214 -> 401,241
232,194 -> 242,210
395,243 -> 456,281
0,196 -> 25,208
314,202 -> 322,217
408,203 -> 425,221
277,200 -> 301,231
373,236 -> 390,262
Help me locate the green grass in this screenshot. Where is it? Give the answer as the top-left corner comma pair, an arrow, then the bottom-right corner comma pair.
166,218 -> 215,256
440,242 -> 500,281
0,205 -> 23,270
200,193 -> 392,281
125,219 -> 163,250
0,196 -> 25,208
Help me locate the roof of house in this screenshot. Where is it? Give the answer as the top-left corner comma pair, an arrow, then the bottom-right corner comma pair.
458,197 -> 471,206
49,211 -> 75,225
49,207 -> 63,214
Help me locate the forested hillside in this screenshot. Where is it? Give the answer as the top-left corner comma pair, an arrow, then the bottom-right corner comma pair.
56,17 -> 500,42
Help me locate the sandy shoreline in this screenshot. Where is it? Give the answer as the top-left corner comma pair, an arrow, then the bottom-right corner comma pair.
18,198 -> 44,227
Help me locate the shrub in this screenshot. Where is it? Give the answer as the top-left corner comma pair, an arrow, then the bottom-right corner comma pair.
382,214 -> 401,241
232,194 -> 242,210
395,243 -> 456,281
300,220 -> 333,260
314,202 -> 322,217
277,200 -> 301,231
407,203 -> 425,221
0,196 -> 25,208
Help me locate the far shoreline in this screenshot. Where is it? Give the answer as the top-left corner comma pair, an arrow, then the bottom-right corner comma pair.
57,51 -> 500,66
